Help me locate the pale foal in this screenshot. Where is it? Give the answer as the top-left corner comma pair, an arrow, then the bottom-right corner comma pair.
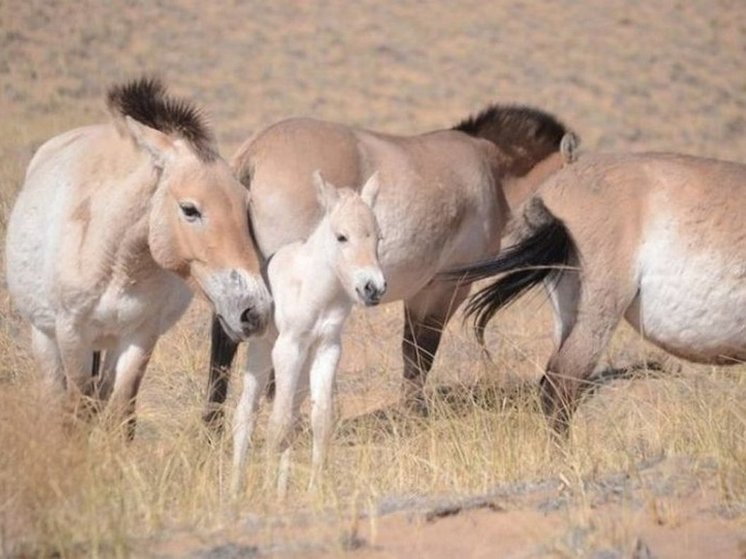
232,171 -> 385,495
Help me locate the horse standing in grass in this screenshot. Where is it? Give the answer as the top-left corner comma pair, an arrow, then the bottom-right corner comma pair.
5,78 -> 272,435
452,152 -> 746,431
205,106 -> 578,427
231,171 -> 385,494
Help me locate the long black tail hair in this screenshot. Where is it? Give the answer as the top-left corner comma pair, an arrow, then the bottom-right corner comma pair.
445,198 -> 576,344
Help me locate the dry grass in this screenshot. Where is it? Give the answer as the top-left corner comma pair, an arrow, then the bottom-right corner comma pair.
1,296 -> 744,556
2,1 -> 746,557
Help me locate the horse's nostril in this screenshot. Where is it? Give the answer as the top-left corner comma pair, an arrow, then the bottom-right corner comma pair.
240,307 -> 254,325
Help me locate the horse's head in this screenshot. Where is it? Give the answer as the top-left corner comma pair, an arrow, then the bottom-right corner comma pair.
111,79 -> 271,342
313,170 -> 386,306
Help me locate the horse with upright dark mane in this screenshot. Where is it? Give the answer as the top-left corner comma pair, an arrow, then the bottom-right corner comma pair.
205,105 -> 577,427
6,77 -> 271,435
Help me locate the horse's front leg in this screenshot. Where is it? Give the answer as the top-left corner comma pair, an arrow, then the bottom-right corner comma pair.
231,333 -> 275,495
105,332 -> 158,439
266,333 -> 308,498
55,315 -> 97,422
307,336 -> 342,491
203,314 -> 240,432
31,326 -> 66,399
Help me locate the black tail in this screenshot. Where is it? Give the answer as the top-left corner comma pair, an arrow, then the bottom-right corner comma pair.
445,199 -> 574,344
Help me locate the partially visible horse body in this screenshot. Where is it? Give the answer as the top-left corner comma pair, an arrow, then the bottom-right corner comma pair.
232,171 -> 385,494
455,152 -> 746,430
5,78 -> 271,434
206,106 -> 578,426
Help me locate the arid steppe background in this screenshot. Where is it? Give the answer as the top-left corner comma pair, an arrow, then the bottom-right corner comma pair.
1,1 -> 746,557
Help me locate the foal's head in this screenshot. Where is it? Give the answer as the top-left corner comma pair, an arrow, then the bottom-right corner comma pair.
108,78 -> 271,340
313,171 -> 386,306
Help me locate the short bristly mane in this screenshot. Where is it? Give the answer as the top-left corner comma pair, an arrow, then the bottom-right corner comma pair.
107,77 -> 217,161
454,105 -> 575,176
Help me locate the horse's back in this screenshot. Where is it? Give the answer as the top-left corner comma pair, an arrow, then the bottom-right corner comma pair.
235,118 -> 363,254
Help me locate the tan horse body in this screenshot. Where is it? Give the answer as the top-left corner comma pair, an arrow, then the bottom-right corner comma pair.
456,152 -> 746,430
207,107 -> 577,424
5,78 -> 271,433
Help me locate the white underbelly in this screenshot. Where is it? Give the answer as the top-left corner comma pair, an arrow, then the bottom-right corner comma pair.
627,225 -> 746,363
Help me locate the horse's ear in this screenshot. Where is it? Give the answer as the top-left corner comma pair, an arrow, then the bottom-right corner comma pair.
360,171 -> 381,208
123,116 -> 175,168
312,170 -> 338,211
560,132 -> 579,165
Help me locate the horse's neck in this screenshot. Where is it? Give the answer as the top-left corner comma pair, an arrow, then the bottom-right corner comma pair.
78,152 -> 161,288
298,219 -> 346,300
500,151 -> 566,212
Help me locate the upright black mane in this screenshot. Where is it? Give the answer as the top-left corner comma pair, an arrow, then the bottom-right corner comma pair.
454,105 -> 574,176
107,77 -> 217,161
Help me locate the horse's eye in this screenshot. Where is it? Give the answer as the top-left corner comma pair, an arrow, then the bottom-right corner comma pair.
336,233 -> 348,243
180,202 -> 202,222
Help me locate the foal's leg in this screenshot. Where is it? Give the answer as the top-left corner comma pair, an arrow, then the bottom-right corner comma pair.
105,333 -> 158,439
203,314 -> 240,432
266,333 -> 308,497
401,283 -> 471,412
308,336 -> 342,490
231,334 -> 274,495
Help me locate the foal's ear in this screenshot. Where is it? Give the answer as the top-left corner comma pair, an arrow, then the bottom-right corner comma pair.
360,171 -> 381,208
123,116 -> 175,168
312,170 -> 339,211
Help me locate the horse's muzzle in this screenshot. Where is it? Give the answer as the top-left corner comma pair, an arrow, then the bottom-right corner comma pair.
203,269 -> 272,342
358,278 -> 387,306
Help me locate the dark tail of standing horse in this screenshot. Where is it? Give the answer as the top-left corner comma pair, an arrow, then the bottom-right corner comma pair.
445,198 -> 576,344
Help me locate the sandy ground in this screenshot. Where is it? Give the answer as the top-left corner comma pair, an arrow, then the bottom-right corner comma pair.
2,1 -> 746,557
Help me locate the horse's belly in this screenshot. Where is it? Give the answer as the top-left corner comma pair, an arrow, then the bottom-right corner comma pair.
627,246 -> 746,363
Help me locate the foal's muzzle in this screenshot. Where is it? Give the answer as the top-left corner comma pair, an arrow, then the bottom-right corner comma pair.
358,278 -> 387,306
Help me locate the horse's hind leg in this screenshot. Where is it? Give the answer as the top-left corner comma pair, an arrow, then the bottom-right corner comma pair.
542,275 -> 630,433
401,283 -> 471,413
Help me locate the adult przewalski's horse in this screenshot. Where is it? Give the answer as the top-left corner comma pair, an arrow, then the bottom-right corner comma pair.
452,152 -> 746,432
5,78 -> 272,435
205,106 -> 578,427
